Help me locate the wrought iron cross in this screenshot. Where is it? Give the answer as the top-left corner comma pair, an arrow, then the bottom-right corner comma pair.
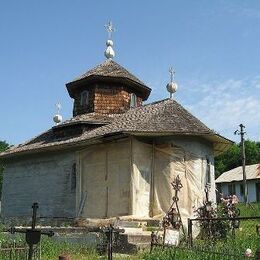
8,203 -> 54,260
105,21 -> 115,39
56,102 -> 62,115
171,175 -> 183,202
169,67 -> 175,82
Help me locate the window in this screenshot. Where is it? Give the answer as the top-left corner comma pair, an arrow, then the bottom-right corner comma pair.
80,90 -> 89,106
71,163 -> 76,192
240,184 -> 244,195
256,182 -> 260,202
228,184 -> 236,195
130,93 -> 137,108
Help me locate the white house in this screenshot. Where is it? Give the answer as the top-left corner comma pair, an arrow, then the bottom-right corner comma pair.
215,164 -> 260,203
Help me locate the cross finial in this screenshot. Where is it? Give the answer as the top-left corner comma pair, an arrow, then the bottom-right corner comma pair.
105,21 -> 115,40
169,67 -> 175,82
166,66 -> 178,99
56,102 -> 62,114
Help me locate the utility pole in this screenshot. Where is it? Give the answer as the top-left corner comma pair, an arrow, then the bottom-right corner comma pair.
234,124 -> 248,204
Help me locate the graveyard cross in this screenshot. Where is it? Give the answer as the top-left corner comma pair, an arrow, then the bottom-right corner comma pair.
102,225 -> 125,260
164,175 -> 185,237
8,202 -> 54,260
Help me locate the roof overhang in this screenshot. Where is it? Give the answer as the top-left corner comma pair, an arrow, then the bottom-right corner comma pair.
66,75 -> 151,100
0,130 -> 233,160
122,131 -> 233,156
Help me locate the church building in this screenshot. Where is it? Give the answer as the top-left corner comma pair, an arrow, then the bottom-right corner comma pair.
0,23 -> 232,224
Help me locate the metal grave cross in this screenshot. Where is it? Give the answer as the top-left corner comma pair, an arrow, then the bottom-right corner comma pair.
8,202 -> 54,260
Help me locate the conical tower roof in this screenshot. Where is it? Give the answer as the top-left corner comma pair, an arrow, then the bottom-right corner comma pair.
66,59 -> 151,100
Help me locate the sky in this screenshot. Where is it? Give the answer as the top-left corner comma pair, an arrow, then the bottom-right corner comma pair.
0,0 -> 259,145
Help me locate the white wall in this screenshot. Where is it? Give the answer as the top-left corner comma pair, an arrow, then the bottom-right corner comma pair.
1,152 -> 76,218
220,180 -> 258,202
154,136 -> 216,203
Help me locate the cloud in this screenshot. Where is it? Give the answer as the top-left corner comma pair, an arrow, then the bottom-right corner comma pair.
182,77 -> 260,141
223,2 -> 260,19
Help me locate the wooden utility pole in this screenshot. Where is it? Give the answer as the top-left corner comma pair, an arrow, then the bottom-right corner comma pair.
235,124 -> 248,204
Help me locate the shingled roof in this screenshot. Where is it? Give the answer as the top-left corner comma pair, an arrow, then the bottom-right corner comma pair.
66,59 -> 151,100
0,99 -> 232,159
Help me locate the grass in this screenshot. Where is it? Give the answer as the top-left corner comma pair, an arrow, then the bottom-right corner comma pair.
0,203 -> 259,259
237,202 -> 260,217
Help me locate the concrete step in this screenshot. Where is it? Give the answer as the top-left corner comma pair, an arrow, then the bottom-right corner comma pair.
116,220 -> 146,228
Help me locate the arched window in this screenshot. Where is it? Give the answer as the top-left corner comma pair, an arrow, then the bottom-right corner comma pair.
130,93 -> 137,108
80,90 -> 89,106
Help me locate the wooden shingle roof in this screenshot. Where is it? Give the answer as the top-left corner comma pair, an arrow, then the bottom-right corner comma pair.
66,59 -> 151,100
0,99 -> 233,159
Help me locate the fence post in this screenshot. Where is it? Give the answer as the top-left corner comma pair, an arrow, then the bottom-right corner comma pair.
188,218 -> 193,248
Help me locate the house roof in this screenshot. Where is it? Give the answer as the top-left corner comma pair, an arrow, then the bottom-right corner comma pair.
215,164 -> 260,183
0,99 -> 233,159
66,59 -> 151,100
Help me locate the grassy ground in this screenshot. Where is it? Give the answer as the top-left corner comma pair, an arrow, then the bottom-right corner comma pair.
237,202 -> 260,217
0,203 -> 259,259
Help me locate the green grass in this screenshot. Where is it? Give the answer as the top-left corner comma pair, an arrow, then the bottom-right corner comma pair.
237,202 -> 260,217
0,203 -> 259,259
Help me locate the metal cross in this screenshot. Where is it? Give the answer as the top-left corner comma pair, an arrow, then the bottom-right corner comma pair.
8,203 -> 54,260
56,102 -> 62,114
169,67 -> 175,82
105,21 -> 115,39
171,175 -> 183,201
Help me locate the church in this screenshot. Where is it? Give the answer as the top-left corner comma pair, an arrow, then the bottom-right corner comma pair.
0,23 -> 232,224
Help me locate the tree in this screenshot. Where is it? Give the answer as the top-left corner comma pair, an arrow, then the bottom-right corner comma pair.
0,140 -> 9,195
215,140 -> 260,178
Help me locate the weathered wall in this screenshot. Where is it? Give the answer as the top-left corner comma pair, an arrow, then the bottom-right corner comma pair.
131,136 -> 215,220
78,139 -> 131,218
154,136 -> 216,203
94,85 -> 142,114
1,152 -> 76,219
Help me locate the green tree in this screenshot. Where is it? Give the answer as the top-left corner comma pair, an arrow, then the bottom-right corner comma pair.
215,140 -> 260,178
0,140 -> 9,195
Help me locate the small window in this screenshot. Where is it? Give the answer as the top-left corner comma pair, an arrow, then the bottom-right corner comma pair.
130,93 -> 137,108
228,184 -> 236,195
240,184 -> 244,195
80,90 -> 89,106
71,163 -> 76,192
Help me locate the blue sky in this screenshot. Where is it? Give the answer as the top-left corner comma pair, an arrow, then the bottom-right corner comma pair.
0,0 -> 259,145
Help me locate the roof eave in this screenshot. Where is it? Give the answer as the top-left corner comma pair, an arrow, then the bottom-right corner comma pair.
66,75 -> 151,100
0,132 -> 128,161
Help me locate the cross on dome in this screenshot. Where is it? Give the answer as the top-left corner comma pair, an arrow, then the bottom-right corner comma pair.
169,67 -> 175,82
104,21 -> 116,59
56,102 -> 62,114
166,66 -> 178,99
105,21 -> 115,40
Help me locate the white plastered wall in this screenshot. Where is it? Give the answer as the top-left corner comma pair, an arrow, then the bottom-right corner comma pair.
78,139 -> 131,218
131,137 -> 215,223
131,138 -> 152,217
